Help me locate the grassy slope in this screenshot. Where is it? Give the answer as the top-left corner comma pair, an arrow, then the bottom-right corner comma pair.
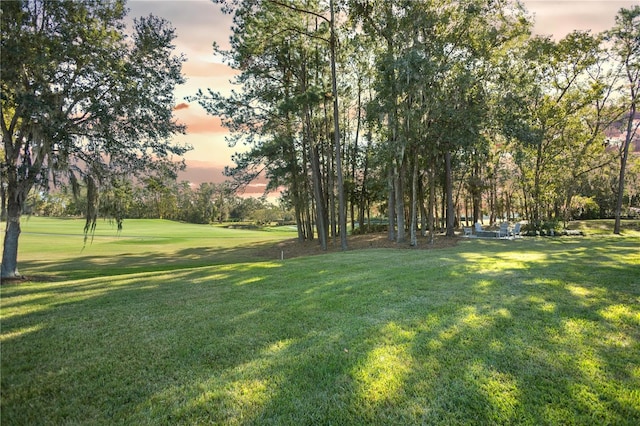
1,219 -> 639,425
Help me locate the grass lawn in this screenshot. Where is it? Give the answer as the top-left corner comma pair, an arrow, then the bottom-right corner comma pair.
1,218 -> 639,424
10,217 -> 296,280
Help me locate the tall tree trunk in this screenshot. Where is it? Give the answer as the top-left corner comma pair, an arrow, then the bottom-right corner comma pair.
410,149 -> 419,246
428,166 -> 436,244
302,58 -> 327,248
387,167 -> 396,241
351,77 -> 362,231
489,172 -> 497,225
445,150 -> 455,237
285,135 -> 306,243
329,0 -> 347,250
395,161 -> 406,243
472,160 -> 482,225
323,99 -> 336,241
358,132 -> 371,232
419,175 -> 427,237
532,138 -> 545,229
465,197 -> 470,227
615,102 -> 637,234
310,143 -> 328,250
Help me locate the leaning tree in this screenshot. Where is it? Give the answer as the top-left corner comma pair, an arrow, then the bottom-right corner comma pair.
608,6 -> 640,234
1,0 -> 188,278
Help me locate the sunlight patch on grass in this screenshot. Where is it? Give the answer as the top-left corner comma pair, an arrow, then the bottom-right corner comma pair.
616,388 -> 640,418
265,339 -> 295,356
473,279 -> 493,293
496,250 -> 548,263
229,378 -> 269,411
467,360 -> 521,422
460,307 -> 489,328
436,306 -> 494,343
0,324 -> 44,342
525,295 -> 557,313
599,304 -> 640,326
460,250 -> 548,273
576,355 -> 605,381
355,322 -> 414,404
235,276 -> 265,286
562,318 -> 598,337
0,301 -> 51,321
488,338 -> 505,352
569,382 -> 608,418
462,306 -> 511,329
566,285 -> 608,306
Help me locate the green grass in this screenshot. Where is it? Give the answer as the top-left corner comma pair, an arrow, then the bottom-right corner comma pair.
11,217 -> 296,280
1,218 -> 639,424
567,219 -> 640,235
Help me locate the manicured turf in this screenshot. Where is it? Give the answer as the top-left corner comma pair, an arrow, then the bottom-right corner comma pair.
1,218 -> 639,424
11,217 -> 296,280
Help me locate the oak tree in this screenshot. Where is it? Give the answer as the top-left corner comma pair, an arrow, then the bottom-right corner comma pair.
1,0 -> 187,278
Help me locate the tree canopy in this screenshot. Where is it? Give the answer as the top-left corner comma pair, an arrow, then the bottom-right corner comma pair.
1,0 -> 188,278
193,0 -> 639,248
3,1 -> 639,276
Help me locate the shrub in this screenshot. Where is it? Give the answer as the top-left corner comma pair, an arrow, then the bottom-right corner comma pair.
522,219 -> 562,236
352,223 -> 388,235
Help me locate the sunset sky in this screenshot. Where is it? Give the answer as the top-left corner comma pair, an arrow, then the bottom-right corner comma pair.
126,0 -> 637,190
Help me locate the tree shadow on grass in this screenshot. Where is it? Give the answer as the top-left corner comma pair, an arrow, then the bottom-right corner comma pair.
13,238 -> 292,283
150,239 -> 639,424
1,236 -> 639,424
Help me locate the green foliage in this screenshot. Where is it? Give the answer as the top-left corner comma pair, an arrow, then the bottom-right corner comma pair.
1,0 -> 189,277
570,195 -> 601,220
192,1 -> 635,247
351,222 -> 388,235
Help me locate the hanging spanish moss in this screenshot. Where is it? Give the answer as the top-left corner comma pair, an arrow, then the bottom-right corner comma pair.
84,175 -> 99,246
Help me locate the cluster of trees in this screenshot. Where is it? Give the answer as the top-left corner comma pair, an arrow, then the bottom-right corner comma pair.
1,0 -> 639,277
192,0 -> 640,248
21,179 -> 292,225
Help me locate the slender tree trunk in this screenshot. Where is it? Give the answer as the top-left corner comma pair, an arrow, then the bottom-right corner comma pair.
419,175 -> 427,237
287,140 -> 306,242
304,202 -> 314,240
532,138 -> 545,229
351,78 -> 362,231
395,161 -> 406,243
615,102 -> 637,234
489,173 -> 497,225
445,151 -> 455,237
428,166 -> 436,244
410,150 -> 418,246
322,99 -> 336,241
310,144 -> 328,250
387,167 -> 396,241
358,132 -> 371,232
472,161 -> 482,225
329,0 -> 347,250
465,196 -> 470,227
302,57 -> 327,248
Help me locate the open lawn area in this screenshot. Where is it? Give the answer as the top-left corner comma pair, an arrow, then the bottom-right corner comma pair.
1,218 -> 639,424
